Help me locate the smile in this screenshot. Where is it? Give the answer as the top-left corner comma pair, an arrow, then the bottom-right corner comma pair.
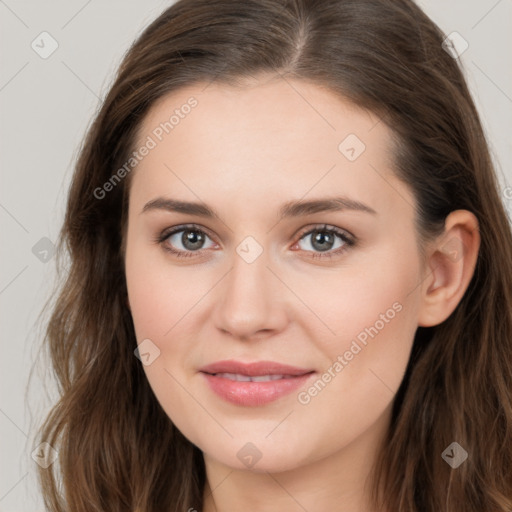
200,371 -> 315,406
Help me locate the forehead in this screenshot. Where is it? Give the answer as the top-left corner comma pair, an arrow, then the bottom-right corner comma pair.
136,74 -> 388,158
129,75 -> 414,222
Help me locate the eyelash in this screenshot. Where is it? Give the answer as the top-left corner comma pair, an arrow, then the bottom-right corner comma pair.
154,223 -> 356,260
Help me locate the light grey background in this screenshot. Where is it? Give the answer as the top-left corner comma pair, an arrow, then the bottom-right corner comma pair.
1,1 -> 511,510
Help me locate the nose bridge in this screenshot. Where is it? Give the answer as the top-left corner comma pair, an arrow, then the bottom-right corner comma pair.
213,236 -> 286,338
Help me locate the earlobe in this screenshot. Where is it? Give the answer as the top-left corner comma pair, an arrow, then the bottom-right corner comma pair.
417,210 -> 480,327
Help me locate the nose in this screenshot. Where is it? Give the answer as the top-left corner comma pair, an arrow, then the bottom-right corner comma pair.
212,245 -> 288,341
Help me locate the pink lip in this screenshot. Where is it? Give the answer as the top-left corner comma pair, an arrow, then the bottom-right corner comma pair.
199,359 -> 316,407
199,359 -> 313,376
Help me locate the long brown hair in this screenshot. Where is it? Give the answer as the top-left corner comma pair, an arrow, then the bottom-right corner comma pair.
33,0 -> 512,510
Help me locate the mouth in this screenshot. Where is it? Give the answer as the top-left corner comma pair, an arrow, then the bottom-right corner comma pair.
206,372 -> 304,382
198,360 -> 316,406
199,359 -> 314,377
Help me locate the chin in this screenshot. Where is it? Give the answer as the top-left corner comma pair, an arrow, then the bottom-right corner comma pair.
200,437 -> 313,474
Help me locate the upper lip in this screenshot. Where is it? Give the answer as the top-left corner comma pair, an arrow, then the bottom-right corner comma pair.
199,359 -> 314,377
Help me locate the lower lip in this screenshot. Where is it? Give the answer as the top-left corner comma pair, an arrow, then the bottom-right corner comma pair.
200,372 -> 315,406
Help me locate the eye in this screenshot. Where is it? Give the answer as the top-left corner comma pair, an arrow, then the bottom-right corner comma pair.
156,224 -> 217,258
292,224 -> 355,260
155,223 -> 355,260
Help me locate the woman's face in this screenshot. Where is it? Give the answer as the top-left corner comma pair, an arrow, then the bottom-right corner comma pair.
124,74 -> 425,473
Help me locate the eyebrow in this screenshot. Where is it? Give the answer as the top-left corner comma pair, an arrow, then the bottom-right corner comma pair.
141,196 -> 377,219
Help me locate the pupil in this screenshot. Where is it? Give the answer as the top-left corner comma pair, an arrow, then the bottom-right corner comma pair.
313,231 -> 333,252
183,230 -> 204,250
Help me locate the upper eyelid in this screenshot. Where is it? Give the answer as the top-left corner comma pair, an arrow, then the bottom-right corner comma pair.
295,224 -> 354,241
162,223 -> 217,242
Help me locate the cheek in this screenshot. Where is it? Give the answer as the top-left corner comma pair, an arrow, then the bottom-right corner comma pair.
126,226 -> 421,376
298,237 -> 421,356
123,225 -> 423,467
295,294 -> 417,462
125,239 -> 209,342
296,242 -> 421,430
125,246 -> 209,440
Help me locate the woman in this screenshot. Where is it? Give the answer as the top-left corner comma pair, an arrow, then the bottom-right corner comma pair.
35,0 -> 512,510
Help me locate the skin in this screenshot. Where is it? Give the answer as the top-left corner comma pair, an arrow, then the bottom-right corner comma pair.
124,73 -> 480,512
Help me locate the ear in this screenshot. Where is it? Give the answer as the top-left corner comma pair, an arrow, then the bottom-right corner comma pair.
417,210 -> 480,327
